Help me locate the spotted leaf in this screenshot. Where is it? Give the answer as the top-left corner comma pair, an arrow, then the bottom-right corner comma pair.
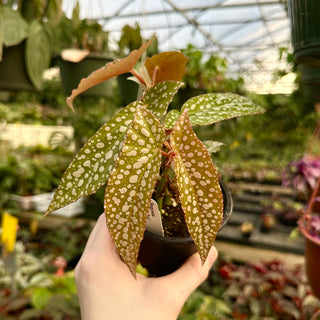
45,101 -> 142,216
170,109 -> 223,263
145,51 -> 188,85
66,39 -> 153,110
165,109 -> 181,129
143,81 -> 183,119
182,93 -> 265,126
104,106 -> 165,276
202,140 -> 225,154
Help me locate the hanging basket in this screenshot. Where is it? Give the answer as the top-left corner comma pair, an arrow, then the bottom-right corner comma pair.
0,42 -> 36,91
288,0 -> 320,65
58,55 -> 114,97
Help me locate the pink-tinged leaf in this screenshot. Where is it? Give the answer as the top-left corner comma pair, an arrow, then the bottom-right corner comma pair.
143,81 -> 183,119
104,106 -> 165,276
66,39 -> 153,110
45,101 -> 142,216
182,93 -> 265,126
170,109 -> 223,263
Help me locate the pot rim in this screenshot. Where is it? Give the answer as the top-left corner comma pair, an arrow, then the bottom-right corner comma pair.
144,180 -> 233,245
299,224 -> 320,246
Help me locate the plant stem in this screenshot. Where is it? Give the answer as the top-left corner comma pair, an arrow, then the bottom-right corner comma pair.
306,177 -> 320,216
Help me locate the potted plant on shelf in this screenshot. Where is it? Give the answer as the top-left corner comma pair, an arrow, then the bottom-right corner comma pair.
45,40 -> 265,276
55,3 -> 113,97
0,0 -> 63,91
298,177 -> 320,299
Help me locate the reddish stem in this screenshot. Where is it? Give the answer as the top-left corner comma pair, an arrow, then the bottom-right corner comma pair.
151,67 -> 159,87
306,177 -> 320,216
130,69 -> 146,86
161,150 -> 170,157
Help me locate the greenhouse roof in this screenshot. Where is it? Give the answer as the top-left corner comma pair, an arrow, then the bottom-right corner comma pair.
62,0 -> 293,94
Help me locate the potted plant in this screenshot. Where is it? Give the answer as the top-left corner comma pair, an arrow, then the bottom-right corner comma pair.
45,40 -> 265,276
0,0 -> 62,91
55,3 -> 113,97
282,156 -> 320,204
298,177 -> 320,299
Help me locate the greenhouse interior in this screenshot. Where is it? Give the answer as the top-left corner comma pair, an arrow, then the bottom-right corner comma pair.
1,0 -> 320,319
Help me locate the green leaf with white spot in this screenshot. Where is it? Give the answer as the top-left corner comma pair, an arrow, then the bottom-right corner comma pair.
182,93 -> 265,126
144,81 -> 183,119
202,140 -> 225,154
104,106 -> 165,276
165,109 -> 181,129
45,101 -> 142,216
170,109 -> 223,263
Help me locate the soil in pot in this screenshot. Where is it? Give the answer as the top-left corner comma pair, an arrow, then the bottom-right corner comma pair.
138,181 -> 232,277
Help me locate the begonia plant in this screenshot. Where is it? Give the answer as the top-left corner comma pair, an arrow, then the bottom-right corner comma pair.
45,40 -> 264,276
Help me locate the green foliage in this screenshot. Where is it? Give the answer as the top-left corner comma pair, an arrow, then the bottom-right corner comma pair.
195,92 -> 319,176
118,23 -> 158,57
180,44 -> 245,94
0,3 -> 61,89
196,257 -> 320,320
0,147 -> 72,201
178,290 -> 232,320
0,6 -> 29,49
0,240 -> 80,319
54,4 -> 109,55
25,20 -> 52,89
119,24 -> 143,56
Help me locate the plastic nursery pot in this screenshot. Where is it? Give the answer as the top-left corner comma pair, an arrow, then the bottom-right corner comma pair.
0,42 -> 37,91
299,225 -> 320,299
117,72 -> 140,106
288,0 -> 320,65
58,55 -> 114,97
138,181 -> 233,277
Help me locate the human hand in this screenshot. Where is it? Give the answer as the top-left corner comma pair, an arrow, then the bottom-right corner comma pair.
74,213 -> 218,320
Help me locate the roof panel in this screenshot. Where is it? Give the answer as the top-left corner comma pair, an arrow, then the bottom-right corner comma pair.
62,0 -> 293,94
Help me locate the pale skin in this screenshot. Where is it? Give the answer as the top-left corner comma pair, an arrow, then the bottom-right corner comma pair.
74,213 -> 218,320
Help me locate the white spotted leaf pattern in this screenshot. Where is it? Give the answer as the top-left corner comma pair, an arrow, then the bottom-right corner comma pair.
45,101 -> 143,215
104,106 -> 165,276
181,93 -> 265,126
165,109 -> 181,129
170,109 -> 224,263
143,81 -> 183,119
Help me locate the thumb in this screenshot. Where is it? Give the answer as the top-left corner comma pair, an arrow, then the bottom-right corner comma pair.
164,246 -> 218,301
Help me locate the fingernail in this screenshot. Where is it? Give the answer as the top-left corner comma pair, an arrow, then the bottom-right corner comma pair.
207,246 -> 218,267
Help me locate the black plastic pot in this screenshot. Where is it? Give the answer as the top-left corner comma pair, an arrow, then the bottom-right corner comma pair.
138,181 -> 233,276
299,64 -> 320,103
58,55 -> 114,97
117,72 -> 139,106
288,0 -> 320,65
0,42 -> 36,91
